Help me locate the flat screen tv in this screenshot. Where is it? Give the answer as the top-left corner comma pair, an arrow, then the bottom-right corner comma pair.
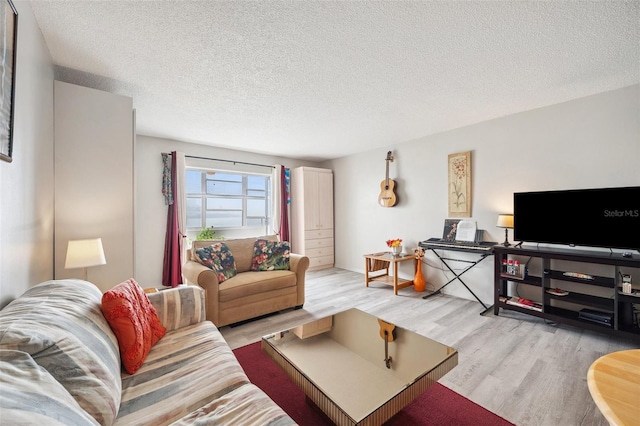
513,186 -> 640,250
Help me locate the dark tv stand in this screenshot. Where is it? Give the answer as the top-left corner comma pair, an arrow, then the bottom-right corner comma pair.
494,245 -> 640,342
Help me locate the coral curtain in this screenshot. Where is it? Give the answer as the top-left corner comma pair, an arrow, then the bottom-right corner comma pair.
271,165 -> 290,242
162,151 -> 184,287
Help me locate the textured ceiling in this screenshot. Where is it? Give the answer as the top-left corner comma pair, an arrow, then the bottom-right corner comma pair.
29,1 -> 639,161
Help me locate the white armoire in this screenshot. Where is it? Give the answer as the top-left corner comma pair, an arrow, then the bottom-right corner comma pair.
291,167 -> 334,270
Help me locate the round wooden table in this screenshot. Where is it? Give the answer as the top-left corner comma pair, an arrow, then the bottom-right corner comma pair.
587,349 -> 640,426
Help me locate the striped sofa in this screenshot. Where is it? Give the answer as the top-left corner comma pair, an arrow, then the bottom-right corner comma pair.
0,279 -> 295,425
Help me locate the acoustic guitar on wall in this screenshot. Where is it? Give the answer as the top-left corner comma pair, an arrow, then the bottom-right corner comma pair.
378,151 -> 397,207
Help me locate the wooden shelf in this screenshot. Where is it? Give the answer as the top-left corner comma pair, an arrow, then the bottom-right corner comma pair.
545,291 -> 614,311
494,246 -> 640,341
500,273 -> 542,287
545,270 -> 614,288
617,289 -> 640,304
496,300 -> 545,319
369,275 -> 412,287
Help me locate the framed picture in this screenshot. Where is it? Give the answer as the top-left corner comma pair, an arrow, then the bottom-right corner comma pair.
448,150 -> 472,217
1,0 -> 18,163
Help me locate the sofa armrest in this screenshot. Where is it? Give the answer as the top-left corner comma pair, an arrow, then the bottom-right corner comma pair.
182,260 -> 222,324
289,253 -> 310,306
147,285 -> 207,331
183,260 -> 219,287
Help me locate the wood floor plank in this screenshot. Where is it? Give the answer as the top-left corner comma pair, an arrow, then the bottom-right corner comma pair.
219,267 -> 638,426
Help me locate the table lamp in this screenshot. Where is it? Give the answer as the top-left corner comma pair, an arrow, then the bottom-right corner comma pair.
65,238 -> 107,281
496,214 -> 514,246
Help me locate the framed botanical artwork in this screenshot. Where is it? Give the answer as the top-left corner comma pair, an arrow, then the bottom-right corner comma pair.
448,150 -> 471,217
1,0 -> 18,163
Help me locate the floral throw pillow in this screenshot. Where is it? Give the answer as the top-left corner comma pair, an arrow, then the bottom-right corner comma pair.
251,239 -> 291,271
194,242 -> 237,283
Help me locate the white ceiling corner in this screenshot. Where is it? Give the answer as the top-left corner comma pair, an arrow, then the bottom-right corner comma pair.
28,0 -> 640,161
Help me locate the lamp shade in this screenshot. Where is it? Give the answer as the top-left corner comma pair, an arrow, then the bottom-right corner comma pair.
65,238 -> 107,269
496,214 -> 514,229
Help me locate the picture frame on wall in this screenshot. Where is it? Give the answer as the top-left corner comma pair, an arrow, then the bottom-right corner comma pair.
448,150 -> 472,217
1,0 -> 18,163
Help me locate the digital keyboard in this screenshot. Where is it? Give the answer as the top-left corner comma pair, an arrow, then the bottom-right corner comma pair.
419,238 -> 497,252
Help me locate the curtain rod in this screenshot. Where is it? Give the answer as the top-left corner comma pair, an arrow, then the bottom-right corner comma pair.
163,152 -> 275,169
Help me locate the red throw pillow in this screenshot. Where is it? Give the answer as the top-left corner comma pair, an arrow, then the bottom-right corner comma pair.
101,279 -> 166,374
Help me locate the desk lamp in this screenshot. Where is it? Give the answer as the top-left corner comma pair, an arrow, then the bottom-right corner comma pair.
496,214 -> 514,247
65,238 -> 107,281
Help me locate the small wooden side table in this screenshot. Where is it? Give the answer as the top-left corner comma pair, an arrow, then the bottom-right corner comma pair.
364,252 -> 416,295
587,349 -> 640,426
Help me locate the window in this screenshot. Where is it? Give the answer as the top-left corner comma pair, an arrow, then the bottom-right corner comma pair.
186,169 -> 271,232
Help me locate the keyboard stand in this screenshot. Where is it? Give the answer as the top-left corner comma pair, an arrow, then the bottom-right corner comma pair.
421,245 -> 494,316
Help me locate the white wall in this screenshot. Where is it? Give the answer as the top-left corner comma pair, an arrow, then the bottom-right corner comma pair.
0,1 -> 54,308
326,85 -> 640,306
134,135 -> 318,287
53,82 -> 134,292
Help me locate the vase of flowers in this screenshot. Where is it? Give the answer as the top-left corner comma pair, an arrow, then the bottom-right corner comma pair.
386,238 -> 403,256
413,247 -> 426,292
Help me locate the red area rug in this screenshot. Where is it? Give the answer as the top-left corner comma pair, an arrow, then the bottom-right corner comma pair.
233,342 -> 514,425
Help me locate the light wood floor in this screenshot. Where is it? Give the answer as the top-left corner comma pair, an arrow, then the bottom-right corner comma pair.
220,267 -> 638,426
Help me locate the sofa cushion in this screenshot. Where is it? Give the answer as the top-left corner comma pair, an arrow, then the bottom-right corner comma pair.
251,239 -> 291,271
114,321 -> 251,425
218,270 -> 297,303
171,383 -> 295,425
101,279 -> 167,374
0,349 -> 100,425
223,237 -> 263,273
147,285 -> 206,331
194,242 -> 237,283
0,280 -> 122,425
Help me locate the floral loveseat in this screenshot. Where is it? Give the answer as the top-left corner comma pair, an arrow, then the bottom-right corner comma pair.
183,236 -> 310,327
0,279 -> 295,425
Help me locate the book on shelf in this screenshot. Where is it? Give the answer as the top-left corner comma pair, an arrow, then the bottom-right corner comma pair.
502,296 -> 542,312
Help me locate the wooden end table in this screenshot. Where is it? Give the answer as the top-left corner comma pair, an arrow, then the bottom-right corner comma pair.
364,252 -> 416,295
